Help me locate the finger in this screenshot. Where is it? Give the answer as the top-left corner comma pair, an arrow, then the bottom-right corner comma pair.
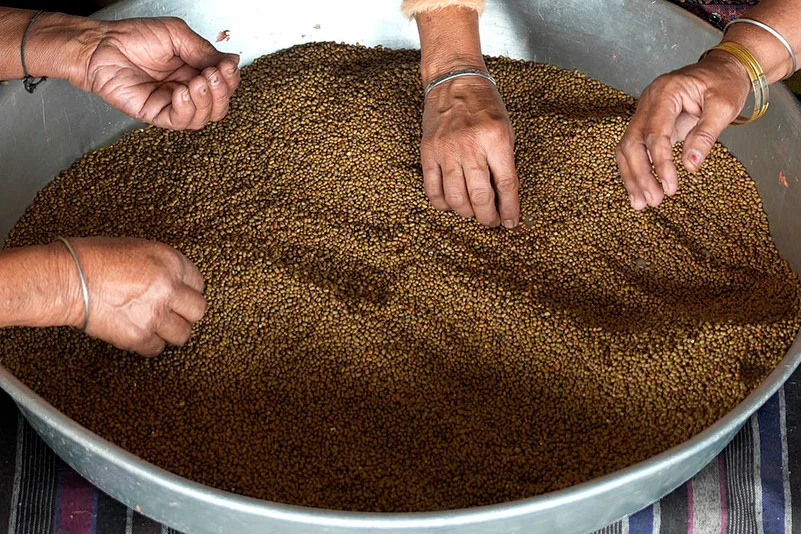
642,89 -> 686,196
681,99 -> 736,172
177,253 -> 205,292
617,117 -> 664,209
616,148 -> 648,211
627,143 -> 663,209
156,312 -> 194,346
421,144 -> 448,211
135,334 -> 168,358
164,63 -> 202,84
442,163 -> 474,219
219,58 -> 241,92
186,76 -> 213,130
166,18 -> 231,71
152,85 -> 195,130
172,285 -> 207,324
463,162 -> 500,227
486,144 -> 519,228
202,67 -> 231,122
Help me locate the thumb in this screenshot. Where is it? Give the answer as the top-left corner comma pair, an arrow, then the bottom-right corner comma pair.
681,98 -> 739,172
166,18 -> 239,71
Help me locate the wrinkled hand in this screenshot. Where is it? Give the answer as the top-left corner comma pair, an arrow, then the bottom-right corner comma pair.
616,52 -> 750,210
421,77 -> 519,228
62,237 -> 207,357
75,17 -> 240,130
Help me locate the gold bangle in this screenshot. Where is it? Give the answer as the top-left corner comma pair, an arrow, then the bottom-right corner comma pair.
699,41 -> 769,125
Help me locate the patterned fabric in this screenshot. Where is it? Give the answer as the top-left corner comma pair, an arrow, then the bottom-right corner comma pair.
668,0 -> 759,27
1,2 -> 799,533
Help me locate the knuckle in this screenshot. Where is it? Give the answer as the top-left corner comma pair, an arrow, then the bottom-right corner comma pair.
648,188 -> 664,206
692,129 -> 717,148
643,132 -> 662,148
444,188 -> 466,207
152,274 -> 179,302
485,122 -> 512,144
470,188 -> 494,207
495,176 -> 518,194
424,186 -> 444,203
651,74 -> 675,91
120,325 -> 149,351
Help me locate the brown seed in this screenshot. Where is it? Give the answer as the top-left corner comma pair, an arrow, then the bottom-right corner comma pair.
1,42 -> 799,514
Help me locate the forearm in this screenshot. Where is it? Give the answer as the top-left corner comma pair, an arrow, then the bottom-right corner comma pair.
0,244 -> 79,329
0,8 -> 102,85
722,0 -> 801,83
412,4 -> 486,85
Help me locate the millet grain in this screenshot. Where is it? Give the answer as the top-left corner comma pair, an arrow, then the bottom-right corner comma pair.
1,43 -> 800,512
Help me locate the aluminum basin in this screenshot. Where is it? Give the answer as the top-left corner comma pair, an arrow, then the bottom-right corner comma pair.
1,0 -> 801,532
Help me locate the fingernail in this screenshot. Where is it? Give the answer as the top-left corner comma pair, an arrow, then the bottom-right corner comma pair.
181,89 -> 190,101
209,74 -> 220,87
503,219 -> 516,229
226,66 -> 238,76
200,86 -> 208,96
643,191 -> 652,204
629,194 -> 636,208
688,150 -> 703,169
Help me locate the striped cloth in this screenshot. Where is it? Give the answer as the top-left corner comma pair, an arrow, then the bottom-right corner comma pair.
1,2 -> 800,533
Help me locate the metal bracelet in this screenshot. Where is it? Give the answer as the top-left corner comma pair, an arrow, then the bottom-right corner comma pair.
725,18 -> 797,81
424,68 -> 497,98
700,42 -> 770,125
20,10 -> 47,94
55,236 -> 90,332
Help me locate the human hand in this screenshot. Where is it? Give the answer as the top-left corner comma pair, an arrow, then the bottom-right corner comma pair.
72,17 -> 240,130
421,77 -> 519,227
60,237 -> 207,357
616,52 -> 750,210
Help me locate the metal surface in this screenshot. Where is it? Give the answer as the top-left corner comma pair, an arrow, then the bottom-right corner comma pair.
1,0 -> 801,532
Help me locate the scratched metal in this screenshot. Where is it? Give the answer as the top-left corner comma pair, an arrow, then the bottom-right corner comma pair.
1,1 -> 801,533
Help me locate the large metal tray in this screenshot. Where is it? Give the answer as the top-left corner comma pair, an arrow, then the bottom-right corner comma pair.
1,0 -> 800,532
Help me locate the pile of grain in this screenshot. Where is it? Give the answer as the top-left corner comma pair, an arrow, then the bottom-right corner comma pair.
1,43 -> 799,512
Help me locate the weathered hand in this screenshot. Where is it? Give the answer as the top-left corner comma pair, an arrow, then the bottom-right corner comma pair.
616,52 -> 750,210
61,237 -> 207,357
75,17 -> 240,130
421,77 -> 519,228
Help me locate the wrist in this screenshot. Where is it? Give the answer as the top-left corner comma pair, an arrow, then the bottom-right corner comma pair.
421,53 -> 487,87
23,12 -> 106,88
416,6 -> 486,86
42,241 -> 84,329
0,243 -> 82,329
721,25 -> 792,84
700,49 -> 752,97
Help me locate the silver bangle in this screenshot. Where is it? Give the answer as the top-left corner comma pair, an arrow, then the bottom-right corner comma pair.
424,68 -> 497,98
55,236 -> 90,332
725,18 -> 797,81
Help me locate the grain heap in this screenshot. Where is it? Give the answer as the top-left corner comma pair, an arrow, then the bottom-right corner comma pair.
1,43 -> 800,513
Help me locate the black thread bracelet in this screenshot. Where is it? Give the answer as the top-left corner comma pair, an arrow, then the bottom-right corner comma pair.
21,10 -> 47,94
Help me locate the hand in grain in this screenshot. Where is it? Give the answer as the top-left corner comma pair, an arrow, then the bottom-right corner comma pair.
422,77 -> 519,228
616,52 -> 750,210
62,237 -> 206,357
76,17 -> 241,130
